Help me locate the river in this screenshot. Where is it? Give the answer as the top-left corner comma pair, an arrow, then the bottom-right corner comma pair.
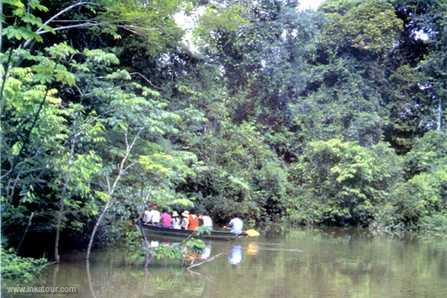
6,228 -> 447,298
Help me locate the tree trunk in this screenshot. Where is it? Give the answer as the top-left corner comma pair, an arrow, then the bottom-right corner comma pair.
16,212 -> 34,254
85,129 -> 142,260
54,200 -> 64,263
86,200 -> 112,260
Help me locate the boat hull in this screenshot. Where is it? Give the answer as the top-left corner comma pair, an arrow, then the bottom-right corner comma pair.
141,224 -> 245,241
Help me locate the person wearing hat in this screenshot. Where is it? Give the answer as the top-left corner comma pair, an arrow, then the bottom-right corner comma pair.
181,210 -> 189,230
172,211 -> 181,229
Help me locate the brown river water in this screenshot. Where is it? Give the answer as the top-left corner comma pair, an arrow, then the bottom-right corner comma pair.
5,228 -> 447,298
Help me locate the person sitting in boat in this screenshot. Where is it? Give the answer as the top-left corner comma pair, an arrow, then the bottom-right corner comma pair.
187,210 -> 199,231
147,204 -> 161,225
181,210 -> 189,230
198,212 -> 213,229
172,211 -> 181,229
226,215 -> 244,235
160,208 -> 172,228
142,207 -> 151,224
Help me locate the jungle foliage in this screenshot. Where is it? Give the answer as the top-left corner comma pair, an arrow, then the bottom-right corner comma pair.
1,0 -> 446,268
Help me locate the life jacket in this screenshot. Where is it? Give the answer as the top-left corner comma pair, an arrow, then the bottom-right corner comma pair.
188,214 -> 199,230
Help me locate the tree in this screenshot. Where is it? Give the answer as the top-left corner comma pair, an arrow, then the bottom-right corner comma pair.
195,1 -> 318,127
80,49 -> 183,259
292,139 -> 402,225
320,0 -> 403,56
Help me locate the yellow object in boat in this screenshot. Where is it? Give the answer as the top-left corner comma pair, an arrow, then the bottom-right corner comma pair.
246,229 -> 260,237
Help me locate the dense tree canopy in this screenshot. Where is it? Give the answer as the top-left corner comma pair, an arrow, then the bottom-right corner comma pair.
1,0 -> 446,263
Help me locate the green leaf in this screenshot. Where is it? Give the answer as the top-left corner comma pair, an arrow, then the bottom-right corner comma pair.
96,191 -> 111,202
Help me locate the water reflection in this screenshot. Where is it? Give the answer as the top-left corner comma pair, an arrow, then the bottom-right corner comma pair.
148,240 -> 160,248
10,229 -> 447,298
228,245 -> 242,265
200,243 -> 212,260
246,242 -> 259,256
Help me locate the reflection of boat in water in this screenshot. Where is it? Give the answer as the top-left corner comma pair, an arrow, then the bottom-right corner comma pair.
141,224 -> 246,241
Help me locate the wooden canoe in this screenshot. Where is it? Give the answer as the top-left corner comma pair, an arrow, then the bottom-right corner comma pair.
141,224 -> 246,241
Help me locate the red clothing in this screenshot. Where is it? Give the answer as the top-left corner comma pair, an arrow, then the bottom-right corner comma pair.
188,214 -> 199,230
160,212 -> 172,228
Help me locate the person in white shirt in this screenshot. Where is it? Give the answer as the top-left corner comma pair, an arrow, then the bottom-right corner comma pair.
181,210 -> 189,230
149,206 -> 161,225
143,208 -> 152,224
172,211 -> 181,229
227,216 -> 243,235
199,213 -> 213,229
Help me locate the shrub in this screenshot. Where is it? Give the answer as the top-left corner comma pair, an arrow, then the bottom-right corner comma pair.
420,213 -> 447,238
291,139 -> 402,226
1,248 -> 47,283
